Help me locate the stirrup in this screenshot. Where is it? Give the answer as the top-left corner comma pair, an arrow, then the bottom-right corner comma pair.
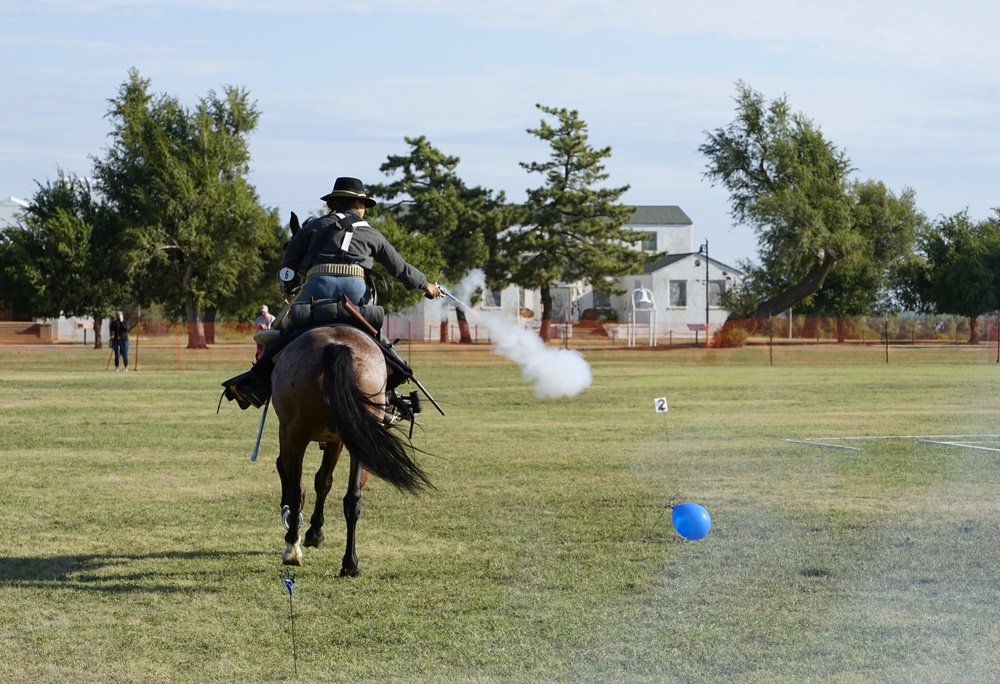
221,371 -> 269,410
385,389 -> 421,424
382,390 -> 404,427
223,386 -> 252,411
382,406 -> 402,428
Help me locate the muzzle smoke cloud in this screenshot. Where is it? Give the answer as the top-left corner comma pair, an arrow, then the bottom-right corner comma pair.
448,271 -> 592,399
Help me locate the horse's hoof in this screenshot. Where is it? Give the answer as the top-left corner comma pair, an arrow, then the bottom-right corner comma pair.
282,543 -> 303,566
339,566 -> 360,578
304,529 -> 324,548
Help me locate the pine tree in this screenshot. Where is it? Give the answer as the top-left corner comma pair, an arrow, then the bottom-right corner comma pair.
511,105 -> 647,340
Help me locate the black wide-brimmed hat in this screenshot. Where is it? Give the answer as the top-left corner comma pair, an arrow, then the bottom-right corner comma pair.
320,177 -> 377,207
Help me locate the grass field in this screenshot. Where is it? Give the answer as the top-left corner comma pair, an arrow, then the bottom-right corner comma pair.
1,341 -> 999,683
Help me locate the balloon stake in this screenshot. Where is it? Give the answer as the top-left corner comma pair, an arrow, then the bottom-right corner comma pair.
283,569 -> 298,675
645,492 -> 679,538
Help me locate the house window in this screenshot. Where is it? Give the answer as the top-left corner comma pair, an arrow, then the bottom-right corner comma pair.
483,287 -> 502,308
641,232 -> 657,251
708,280 -> 726,307
669,280 -> 687,307
593,292 -> 611,309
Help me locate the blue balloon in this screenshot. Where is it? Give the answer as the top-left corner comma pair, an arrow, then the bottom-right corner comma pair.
672,502 -> 711,540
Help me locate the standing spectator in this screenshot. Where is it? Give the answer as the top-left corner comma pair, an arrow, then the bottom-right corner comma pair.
109,311 -> 130,372
254,305 -> 275,360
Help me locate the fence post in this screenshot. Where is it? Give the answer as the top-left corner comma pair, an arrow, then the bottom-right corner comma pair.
769,315 -> 774,366
884,318 -> 889,364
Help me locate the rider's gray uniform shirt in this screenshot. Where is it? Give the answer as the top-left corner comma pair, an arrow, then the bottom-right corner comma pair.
282,211 -> 430,291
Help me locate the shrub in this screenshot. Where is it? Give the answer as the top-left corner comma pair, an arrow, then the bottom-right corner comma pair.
714,323 -> 749,348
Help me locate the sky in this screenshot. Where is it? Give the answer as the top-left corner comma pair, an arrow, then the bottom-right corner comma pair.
1,0 -> 998,269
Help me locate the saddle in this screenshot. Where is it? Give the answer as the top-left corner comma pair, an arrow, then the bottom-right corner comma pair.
286,299 -> 384,333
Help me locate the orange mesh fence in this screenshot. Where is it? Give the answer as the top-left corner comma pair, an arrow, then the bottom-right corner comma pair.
716,315 -> 999,347
8,315 -> 1000,367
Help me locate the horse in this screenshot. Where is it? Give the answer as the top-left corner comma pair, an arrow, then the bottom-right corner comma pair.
270,323 -> 431,574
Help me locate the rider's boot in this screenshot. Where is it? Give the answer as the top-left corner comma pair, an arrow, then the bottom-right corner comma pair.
221,357 -> 274,410
382,368 -> 423,427
221,327 -> 302,410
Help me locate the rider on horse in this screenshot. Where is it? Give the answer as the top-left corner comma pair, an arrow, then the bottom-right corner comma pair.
222,176 -> 442,422
283,176 -> 441,309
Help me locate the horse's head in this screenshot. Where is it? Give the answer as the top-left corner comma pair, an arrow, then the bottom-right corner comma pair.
280,212 -> 303,295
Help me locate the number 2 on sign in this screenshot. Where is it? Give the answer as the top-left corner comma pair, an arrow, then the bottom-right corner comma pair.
654,397 -> 668,413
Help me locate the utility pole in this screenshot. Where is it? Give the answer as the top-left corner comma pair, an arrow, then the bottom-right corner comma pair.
699,240 -> 709,348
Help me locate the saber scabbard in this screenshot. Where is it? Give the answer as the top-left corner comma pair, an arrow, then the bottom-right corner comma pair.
251,398 -> 270,462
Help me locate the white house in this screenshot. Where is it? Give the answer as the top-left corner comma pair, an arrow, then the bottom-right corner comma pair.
575,205 -> 743,343
404,205 -> 744,343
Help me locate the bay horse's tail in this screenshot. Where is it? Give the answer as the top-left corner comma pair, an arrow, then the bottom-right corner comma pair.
322,343 -> 431,493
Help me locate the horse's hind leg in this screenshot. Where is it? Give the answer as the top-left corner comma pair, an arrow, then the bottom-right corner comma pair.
340,455 -> 370,577
305,440 -> 343,549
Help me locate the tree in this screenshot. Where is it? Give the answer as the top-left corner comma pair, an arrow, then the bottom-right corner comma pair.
800,180 -> 924,340
701,82 -> 858,319
0,172 -> 132,347
92,69 -> 281,348
896,210 -> 1000,343
511,104 -> 649,341
370,136 -> 508,342
208,215 -> 288,335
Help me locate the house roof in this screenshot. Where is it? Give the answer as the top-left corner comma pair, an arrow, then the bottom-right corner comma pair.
627,205 -> 693,226
643,253 -> 692,273
643,251 -> 744,276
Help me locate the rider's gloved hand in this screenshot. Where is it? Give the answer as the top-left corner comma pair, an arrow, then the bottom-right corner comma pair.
424,282 -> 442,299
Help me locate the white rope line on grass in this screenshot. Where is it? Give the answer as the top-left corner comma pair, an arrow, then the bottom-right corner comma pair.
915,440 -> 1000,453
782,434 -> 1000,453
798,434 -> 1000,441
780,439 -> 861,451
